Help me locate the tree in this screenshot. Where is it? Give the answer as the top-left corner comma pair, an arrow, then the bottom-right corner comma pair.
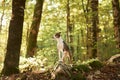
90,0 -> 99,58
66,0 -> 74,56
0,0 -> 5,32
1,0 -> 26,76
82,0 -> 92,58
26,0 -> 44,57
66,0 -> 70,44
112,0 -> 120,53
82,0 -> 99,59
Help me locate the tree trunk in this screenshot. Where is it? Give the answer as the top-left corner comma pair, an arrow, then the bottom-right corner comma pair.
1,0 -> 26,76
26,0 -> 44,57
112,0 -> 120,52
66,0 -> 70,42
0,0 -> 5,33
90,0 -> 99,58
66,0 -> 74,55
76,31 -> 80,60
82,0 -> 92,58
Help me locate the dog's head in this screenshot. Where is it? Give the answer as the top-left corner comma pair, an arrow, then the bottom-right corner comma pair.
53,32 -> 61,40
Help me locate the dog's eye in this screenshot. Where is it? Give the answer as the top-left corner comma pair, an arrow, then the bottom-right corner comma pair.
55,35 -> 60,38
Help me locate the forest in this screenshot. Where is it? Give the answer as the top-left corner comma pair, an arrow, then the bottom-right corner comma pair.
0,0 -> 120,80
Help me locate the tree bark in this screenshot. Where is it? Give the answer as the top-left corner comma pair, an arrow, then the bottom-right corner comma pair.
90,0 -> 99,58
66,0 -> 70,42
26,0 -> 44,57
0,0 -> 5,32
82,0 -> 93,58
112,0 -> 120,52
1,0 -> 26,76
66,0 -> 74,55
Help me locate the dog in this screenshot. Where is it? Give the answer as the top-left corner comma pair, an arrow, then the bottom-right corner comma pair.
53,32 -> 72,63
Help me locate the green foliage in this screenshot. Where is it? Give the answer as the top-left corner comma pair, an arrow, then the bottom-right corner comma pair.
36,47 -> 57,67
0,0 -> 119,72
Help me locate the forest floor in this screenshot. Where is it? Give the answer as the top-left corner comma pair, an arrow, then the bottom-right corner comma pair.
1,63 -> 120,80
1,54 -> 120,80
85,63 -> 120,80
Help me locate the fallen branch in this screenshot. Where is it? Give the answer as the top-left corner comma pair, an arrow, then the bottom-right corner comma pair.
51,61 -> 72,80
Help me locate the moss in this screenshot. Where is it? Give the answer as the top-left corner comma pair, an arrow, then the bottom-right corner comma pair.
88,60 -> 103,70
71,64 -> 90,80
72,64 -> 90,73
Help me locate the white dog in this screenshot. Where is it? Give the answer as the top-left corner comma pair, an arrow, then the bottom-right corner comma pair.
53,32 -> 72,63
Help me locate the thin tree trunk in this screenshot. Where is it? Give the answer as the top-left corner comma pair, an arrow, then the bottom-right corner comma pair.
77,32 -> 80,56
66,0 -> 70,43
66,0 -> 74,55
1,0 -> 26,76
0,0 -> 5,32
26,0 -> 44,57
90,0 -> 99,58
112,0 -> 120,52
82,0 -> 92,58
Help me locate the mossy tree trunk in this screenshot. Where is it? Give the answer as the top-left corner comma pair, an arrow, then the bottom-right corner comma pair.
26,0 -> 44,57
90,0 -> 99,58
112,0 -> 120,53
1,0 -> 26,76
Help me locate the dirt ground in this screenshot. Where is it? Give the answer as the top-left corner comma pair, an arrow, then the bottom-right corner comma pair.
1,63 -> 120,80
86,63 -> 120,80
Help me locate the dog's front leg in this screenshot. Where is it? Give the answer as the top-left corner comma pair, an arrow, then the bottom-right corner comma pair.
58,50 -> 62,61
